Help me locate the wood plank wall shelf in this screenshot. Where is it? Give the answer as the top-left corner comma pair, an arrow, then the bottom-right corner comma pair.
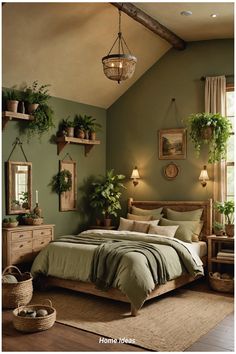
56,136 -> 100,156
2,111 -> 33,129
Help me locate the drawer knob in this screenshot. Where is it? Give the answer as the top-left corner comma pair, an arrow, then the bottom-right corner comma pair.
41,241 -> 44,245
20,244 -> 23,248
41,232 -> 44,235
19,234 -> 24,237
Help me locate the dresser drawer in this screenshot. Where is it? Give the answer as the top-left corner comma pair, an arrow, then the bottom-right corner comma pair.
11,252 -> 34,265
11,239 -> 32,252
33,228 -> 52,238
33,236 -> 52,251
11,230 -> 32,242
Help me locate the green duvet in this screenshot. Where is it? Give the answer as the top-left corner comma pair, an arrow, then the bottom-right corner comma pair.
31,230 -> 204,309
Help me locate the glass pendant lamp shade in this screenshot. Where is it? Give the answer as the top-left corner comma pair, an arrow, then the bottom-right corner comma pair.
102,10 -> 137,84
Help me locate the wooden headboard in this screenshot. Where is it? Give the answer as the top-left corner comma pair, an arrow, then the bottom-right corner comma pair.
128,198 -> 213,240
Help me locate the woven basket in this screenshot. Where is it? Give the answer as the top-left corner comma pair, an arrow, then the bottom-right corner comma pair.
13,299 -> 56,333
2,266 -> 33,309
209,272 -> 234,293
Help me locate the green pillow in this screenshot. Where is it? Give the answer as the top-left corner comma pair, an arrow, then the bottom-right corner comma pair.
131,205 -> 163,219
159,218 -> 202,243
166,208 -> 203,221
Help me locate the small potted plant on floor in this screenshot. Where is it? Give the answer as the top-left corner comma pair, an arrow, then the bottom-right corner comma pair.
3,87 -> 19,113
90,169 -> 125,227
215,200 -> 234,237
188,112 -> 232,163
23,80 -> 51,114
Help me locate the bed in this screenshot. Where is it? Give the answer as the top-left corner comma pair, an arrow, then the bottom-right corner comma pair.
32,198 -> 212,316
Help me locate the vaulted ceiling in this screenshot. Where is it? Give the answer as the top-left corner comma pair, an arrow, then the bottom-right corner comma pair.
2,2 -> 234,109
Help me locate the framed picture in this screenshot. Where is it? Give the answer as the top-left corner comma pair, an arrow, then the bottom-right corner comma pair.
158,128 -> 187,160
59,160 -> 77,211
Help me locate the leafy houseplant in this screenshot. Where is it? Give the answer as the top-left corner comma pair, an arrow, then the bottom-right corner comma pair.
188,113 -> 232,163
215,200 -> 234,237
60,117 -> 75,137
213,221 -> 224,236
26,104 -> 55,140
20,191 -> 29,209
51,169 -> 72,194
23,213 -> 43,225
3,87 -> 19,113
23,80 -> 51,113
2,217 -> 18,228
74,114 -> 101,140
90,169 -> 125,226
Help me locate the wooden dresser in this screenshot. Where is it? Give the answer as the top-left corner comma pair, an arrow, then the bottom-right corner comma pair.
2,224 -> 54,268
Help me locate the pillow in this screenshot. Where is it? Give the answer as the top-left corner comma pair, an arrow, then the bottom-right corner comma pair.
132,221 -> 150,233
166,208 -> 203,221
148,224 -> 179,238
127,213 -> 152,221
159,218 -> 203,243
118,217 -> 134,231
131,205 -> 163,219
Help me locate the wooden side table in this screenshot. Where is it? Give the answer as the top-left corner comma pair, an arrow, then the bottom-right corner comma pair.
207,235 -> 234,273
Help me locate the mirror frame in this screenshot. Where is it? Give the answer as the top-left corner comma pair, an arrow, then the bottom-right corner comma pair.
6,161 -> 32,215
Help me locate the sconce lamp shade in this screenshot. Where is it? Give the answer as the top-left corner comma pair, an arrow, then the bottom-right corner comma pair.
131,166 -> 140,186
199,165 -> 209,187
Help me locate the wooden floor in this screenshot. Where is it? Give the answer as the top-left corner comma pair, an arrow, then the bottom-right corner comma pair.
2,280 -> 234,352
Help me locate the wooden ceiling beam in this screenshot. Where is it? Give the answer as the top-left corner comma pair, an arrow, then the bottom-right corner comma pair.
111,2 -> 186,50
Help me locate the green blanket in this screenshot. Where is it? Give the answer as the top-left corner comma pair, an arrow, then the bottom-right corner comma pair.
31,230 -> 204,309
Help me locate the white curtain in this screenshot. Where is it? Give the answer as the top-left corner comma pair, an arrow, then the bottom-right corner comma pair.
205,75 -> 226,223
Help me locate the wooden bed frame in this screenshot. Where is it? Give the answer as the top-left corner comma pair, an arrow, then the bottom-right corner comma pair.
38,198 -> 212,316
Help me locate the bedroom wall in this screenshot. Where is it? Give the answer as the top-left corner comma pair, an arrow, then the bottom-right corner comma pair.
2,97 -> 106,237
107,39 -> 234,213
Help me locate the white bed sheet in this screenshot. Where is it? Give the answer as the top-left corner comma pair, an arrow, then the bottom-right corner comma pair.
190,241 -> 207,258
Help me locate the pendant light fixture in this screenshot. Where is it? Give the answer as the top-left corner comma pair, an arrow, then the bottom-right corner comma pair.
102,8 -> 137,84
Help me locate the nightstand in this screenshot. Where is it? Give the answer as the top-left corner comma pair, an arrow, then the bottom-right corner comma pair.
2,224 -> 55,268
88,225 -> 116,230
207,235 -> 234,273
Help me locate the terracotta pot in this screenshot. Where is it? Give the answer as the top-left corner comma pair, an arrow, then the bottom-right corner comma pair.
201,126 -> 213,140
27,103 -> 39,114
90,131 -> 96,140
104,218 -> 112,227
66,127 -> 74,137
7,100 -> 19,113
225,224 -> 234,237
75,128 -> 85,139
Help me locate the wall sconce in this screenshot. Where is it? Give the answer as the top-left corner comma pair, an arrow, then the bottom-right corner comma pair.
199,165 -> 209,187
130,166 -> 140,186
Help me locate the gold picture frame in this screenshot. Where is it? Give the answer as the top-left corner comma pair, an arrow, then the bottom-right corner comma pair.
159,128 -> 187,160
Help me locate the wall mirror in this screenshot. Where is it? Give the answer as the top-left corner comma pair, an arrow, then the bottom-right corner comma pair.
6,161 -> 32,214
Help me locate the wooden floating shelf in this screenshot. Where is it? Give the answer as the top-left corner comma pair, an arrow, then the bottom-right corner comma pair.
2,111 -> 33,129
56,136 -> 101,156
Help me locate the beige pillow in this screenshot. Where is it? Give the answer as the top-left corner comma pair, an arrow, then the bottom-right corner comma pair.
127,213 -> 152,221
131,205 -> 163,219
118,217 -> 134,231
148,224 -> 179,238
132,221 -> 150,233
166,208 -> 203,221
159,218 -> 203,243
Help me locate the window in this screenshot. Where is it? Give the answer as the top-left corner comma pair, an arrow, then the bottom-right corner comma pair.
225,85 -> 234,201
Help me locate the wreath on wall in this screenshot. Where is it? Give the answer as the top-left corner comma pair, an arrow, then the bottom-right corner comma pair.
51,169 -> 72,194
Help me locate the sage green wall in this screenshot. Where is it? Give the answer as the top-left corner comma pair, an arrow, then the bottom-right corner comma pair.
2,97 -> 106,237
107,39 -> 234,212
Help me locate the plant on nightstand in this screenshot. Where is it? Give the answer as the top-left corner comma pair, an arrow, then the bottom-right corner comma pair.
188,112 -> 232,163
213,221 -> 224,236
90,169 -> 125,226
215,200 -> 234,237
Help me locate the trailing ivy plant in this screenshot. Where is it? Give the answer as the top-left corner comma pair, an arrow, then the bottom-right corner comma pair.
26,104 -> 55,140
188,112 -> 232,163
51,169 -> 72,194
23,81 -> 51,104
90,169 -> 125,218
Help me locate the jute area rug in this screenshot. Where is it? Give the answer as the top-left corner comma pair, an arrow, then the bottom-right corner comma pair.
32,287 -> 234,352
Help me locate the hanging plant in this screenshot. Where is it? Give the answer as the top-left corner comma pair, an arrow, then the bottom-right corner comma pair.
51,169 -> 72,194
26,103 -> 55,140
188,112 -> 232,163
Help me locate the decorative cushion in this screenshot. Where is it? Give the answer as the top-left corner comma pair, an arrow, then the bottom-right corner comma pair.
159,218 -> 203,243
166,208 -> 203,221
132,221 -> 150,233
127,213 -> 152,221
118,217 -> 134,231
148,224 -> 179,238
131,205 -> 163,219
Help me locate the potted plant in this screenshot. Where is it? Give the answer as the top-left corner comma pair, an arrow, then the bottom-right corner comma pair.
90,169 -> 125,226
215,200 -> 234,237
23,213 -> 43,225
20,192 -> 29,209
26,104 -> 54,140
74,114 -> 85,139
188,112 -> 232,163
23,80 -> 51,114
213,221 -> 224,236
11,199 -> 21,210
3,87 -> 19,113
60,117 -> 75,137
2,217 -> 19,228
